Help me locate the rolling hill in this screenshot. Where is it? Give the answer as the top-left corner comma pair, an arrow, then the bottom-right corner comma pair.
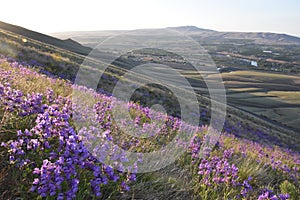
0,20 -> 92,55
0,20 -> 299,137
169,26 -> 300,45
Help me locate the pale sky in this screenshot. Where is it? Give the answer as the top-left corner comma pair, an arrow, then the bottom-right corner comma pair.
1,0 -> 299,36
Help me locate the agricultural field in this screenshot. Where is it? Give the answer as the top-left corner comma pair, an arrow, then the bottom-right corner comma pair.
218,71 -> 300,132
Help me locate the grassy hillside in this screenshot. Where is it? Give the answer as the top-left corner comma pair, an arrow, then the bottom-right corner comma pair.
0,23 -> 300,199
0,53 -> 299,200
1,23 -> 299,150
0,21 -> 92,56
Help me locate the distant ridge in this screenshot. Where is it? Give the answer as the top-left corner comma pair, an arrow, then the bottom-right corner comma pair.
0,21 -> 92,55
167,26 -> 300,45
53,25 -> 300,46
204,31 -> 300,45
167,25 -> 215,33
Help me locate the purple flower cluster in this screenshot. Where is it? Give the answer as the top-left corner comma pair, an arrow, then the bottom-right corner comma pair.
0,63 -> 137,199
189,133 -> 203,160
258,188 -> 289,200
240,177 -> 253,198
1,55 -> 204,198
198,149 -> 240,187
193,147 -> 258,198
220,134 -> 300,181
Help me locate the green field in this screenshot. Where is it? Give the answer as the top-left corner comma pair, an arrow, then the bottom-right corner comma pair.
212,70 -> 300,131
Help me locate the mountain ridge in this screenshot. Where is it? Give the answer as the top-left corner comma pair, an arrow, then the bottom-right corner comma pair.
1,20 -> 299,47
52,25 -> 300,46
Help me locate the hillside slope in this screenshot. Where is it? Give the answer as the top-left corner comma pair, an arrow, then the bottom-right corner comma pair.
0,21 -> 92,55
0,55 -> 299,200
0,23 -> 299,150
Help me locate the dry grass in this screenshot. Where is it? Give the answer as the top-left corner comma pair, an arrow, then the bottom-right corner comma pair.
267,91 -> 300,104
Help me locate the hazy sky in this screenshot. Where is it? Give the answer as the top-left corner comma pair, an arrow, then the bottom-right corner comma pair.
1,0 -> 300,36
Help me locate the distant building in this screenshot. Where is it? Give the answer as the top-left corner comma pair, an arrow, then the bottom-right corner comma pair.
263,50 -> 273,53
251,61 -> 258,67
